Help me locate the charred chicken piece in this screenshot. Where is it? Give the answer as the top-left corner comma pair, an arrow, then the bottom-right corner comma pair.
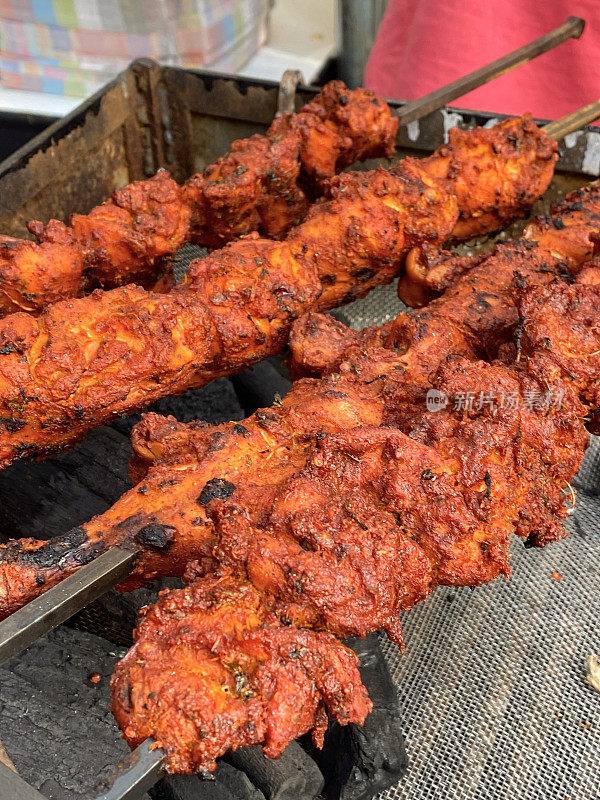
1,112 -> 555,319
293,183 -> 600,382
111,573 -> 371,773
5,82 -> 397,316
399,183 -> 600,307
418,113 -> 557,240
0,116 -> 563,470
517,273 -> 600,413
185,80 -> 399,247
1,186 -> 598,612
0,158 -> 455,472
108,348 -> 587,771
0,232 -> 85,316
26,171 -> 191,296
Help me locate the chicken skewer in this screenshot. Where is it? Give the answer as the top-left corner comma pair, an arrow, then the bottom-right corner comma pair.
0,114 -> 562,473
0,181 -> 599,775
0,180 -> 597,618
0,80 -> 398,317
108,264 -> 600,773
0,18 -> 584,320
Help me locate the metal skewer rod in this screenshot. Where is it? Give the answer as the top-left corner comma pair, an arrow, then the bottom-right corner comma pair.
542,98 -> 600,139
91,739 -> 165,800
395,15 -> 585,127
0,760 -> 48,800
0,546 -> 137,665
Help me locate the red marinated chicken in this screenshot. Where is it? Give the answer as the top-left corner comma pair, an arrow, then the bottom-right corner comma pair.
112,574 -> 371,773
0,117 -> 559,471
0,187 -> 598,769
1,82 -> 397,317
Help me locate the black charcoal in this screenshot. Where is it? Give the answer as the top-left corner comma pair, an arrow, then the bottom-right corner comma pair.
153,763 -> 265,800
231,360 -> 292,413
0,626 -> 149,800
313,633 -> 408,800
225,742 -> 323,800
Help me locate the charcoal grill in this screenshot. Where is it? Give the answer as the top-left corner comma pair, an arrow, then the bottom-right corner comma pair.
0,53 -> 600,800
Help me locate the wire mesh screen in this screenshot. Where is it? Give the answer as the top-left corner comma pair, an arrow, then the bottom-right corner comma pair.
338,283 -> 600,800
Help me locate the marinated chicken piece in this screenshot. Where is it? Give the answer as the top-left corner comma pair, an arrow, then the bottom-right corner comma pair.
0,230 -> 595,770
111,574 -> 371,773
27,171 -> 190,293
186,80 -> 399,246
517,276 -> 600,412
4,82 -> 397,316
293,184 -> 600,383
0,233 -> 84,316
0,116 -> 567,469
0,282 -> 590,619
1,185 -> 597,616
1,111 -> 557,319
419,113 -> 557,239
399,183 -> 600,307
108,348 -> 587,771
0,158 -> 456,472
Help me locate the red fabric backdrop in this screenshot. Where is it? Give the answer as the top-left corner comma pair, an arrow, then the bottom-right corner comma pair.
365,1 -> 599,121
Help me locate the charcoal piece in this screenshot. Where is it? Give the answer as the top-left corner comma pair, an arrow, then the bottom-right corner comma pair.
213,762 -> 266,800
0,626 -> 151,800
231,360 -> 292,414
113,378 -> 244,437
153,773 -> 234,800
0,426 -> 132,542
153,763 -> 265,800
225,743 -> 324,800
313,633 -> 408,800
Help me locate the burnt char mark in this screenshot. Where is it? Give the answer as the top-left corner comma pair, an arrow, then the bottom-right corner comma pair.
0,417 -> 26,432
197,478 -> 236,505
135,524 -> 176,550
484,471 -> 492,498
5,527 -> 89,568
115,513 -> 145,531
469,293 -> 493,312
323,390 -> 350,399
233,423 -> 250,437
73,542 -> 105,564
0,343 -> 17,355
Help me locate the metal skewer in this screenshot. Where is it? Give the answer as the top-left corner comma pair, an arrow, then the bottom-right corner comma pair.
0,546 -> 137,665
91,739 -> 165,800
395,15 -> 585,127
543,98 -> 600,139
0,760 -> 47,800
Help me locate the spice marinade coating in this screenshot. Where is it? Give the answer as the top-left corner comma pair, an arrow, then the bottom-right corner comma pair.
0,117 -> 555,470
0,182 -> 594,615
0,186 -> 599,770
109,258 -> 600,770
0,82 -> 398,316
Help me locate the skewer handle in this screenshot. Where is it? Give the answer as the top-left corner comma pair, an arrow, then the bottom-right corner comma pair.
542,98 -> 600,140
396,15 -> 585,127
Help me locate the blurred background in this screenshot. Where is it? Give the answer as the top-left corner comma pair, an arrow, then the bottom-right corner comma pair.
0,0 -> 597,161
0,0 -> 388,160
